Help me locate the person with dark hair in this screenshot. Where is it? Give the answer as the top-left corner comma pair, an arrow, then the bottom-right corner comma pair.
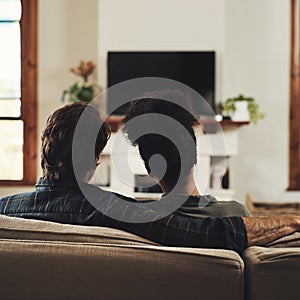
122,91 -> 300,248
124,97 -> 198,195
41,102 -> 110,183
0,101 -> 300,255
123,91 -> 249,217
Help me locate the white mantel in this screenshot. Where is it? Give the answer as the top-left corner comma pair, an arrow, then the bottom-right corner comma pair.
91,120 -> 247,201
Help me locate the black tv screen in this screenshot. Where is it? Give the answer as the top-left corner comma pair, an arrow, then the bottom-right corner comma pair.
107,51 -> 215,116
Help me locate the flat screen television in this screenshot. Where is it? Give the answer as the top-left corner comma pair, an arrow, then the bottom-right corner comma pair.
107,51 -> 215,116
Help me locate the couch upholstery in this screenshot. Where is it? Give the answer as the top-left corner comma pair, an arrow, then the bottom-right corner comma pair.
0,214 -> 244,300
243,246 -> 300,300
266,231 -> 300,248
1,214 -> 300,300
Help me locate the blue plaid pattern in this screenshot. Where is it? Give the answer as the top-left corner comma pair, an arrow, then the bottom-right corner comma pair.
0,178 -> 248,254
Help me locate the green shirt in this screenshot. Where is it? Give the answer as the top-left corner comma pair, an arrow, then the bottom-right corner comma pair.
174,194 -> 250,218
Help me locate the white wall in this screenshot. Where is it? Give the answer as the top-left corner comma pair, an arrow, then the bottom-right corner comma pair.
1,0 -> 293,203
224,0 -> 290,202
0,0 -> 98,197
38,0 -> 98,131
99,0 -> 291,203
98,0 -> 225,102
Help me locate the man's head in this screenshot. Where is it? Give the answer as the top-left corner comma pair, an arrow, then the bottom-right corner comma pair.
41,102 -> 110,183
123,90 -> 197,191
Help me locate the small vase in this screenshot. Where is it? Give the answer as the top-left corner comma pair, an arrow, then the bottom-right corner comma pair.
231,101 -> 250,122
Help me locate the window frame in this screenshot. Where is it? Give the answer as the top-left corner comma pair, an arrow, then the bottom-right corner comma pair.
0,0 -> 38,186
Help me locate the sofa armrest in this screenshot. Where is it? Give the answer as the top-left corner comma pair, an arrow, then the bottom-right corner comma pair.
243,246 -> 300,300
266,232 -> 300,248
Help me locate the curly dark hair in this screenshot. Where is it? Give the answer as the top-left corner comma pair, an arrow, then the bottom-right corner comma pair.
41,102 -> 110,182
123,90 -> 198,190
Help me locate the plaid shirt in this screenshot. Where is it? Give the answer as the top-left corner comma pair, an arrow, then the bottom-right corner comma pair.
0,178 -> 248,254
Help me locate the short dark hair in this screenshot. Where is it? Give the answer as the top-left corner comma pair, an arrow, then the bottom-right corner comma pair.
123,90 -> 197,190
41,102 -> 110,182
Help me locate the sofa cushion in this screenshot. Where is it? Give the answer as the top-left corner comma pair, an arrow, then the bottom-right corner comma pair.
243,246 -> 300,300
0,239 -> 245,300
0,214 -> 245,300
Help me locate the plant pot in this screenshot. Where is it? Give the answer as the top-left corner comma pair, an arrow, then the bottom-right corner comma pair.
231,101 -> 250,122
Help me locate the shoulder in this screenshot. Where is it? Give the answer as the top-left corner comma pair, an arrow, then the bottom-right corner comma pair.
82,183 -> 138,203
0,190 -> 37,212
227,200 -> 248,209
219,200 -> 250,217
202,195 -> 249,217
0,190 -> 37,201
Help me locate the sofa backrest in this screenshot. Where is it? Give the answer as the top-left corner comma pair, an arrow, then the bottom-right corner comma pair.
0,213 -> 157,246
0,214 -> 244,300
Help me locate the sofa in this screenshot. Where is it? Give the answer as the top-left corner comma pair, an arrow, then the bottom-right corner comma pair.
0,214 -> 299,300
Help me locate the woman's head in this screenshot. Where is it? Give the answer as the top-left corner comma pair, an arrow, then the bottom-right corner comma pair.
123,90 -> 198,191
41,102 -> 110,183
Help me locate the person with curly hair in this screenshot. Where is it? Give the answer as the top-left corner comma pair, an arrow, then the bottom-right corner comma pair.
123,90 -> 249,218
123,90 -> 300,248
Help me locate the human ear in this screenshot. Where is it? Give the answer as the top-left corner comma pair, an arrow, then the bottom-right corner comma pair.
95,155 -> 100,167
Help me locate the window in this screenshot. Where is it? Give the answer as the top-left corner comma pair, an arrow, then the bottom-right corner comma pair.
0,0 -> 37,185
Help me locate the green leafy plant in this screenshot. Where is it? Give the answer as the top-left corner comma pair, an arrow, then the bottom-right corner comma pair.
221,94 -> 265,124
61,61 -> 101,103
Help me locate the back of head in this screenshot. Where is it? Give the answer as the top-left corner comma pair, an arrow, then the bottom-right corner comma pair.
41,102 -> 110,183
123,90 -> 198,190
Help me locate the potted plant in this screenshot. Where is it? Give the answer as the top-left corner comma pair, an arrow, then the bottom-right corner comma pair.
61,61 -> 102,103
220,94 -> 265,124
